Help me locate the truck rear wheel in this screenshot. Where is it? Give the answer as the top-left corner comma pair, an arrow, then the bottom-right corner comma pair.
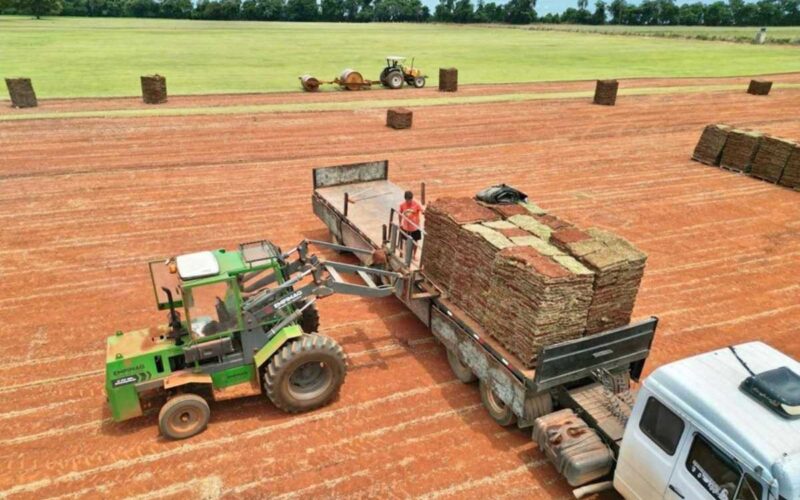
158,393 -> 210,440
479,379 -> 517,427
264,333 -> 346,413
447,349 -> 476,383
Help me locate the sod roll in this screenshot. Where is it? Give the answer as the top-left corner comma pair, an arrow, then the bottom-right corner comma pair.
5,78 -> 37,108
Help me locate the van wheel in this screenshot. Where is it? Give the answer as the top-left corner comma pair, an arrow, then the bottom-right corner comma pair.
446,349 -> 476,383
158,393 -> 210,440
479,380 -> 516,427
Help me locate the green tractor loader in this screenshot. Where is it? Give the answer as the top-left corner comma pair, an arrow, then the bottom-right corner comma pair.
105,239 -> 398,439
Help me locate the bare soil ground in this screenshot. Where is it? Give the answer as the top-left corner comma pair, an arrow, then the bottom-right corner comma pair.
1,77 -> 799,499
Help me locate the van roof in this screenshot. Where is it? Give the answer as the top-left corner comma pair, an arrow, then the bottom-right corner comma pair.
645,341 -> 800,497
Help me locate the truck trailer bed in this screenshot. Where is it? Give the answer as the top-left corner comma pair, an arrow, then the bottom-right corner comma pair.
312,160 -> 657,427
315,179 -> 402,249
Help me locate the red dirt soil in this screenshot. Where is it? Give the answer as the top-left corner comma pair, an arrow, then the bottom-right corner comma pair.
1,78 -> 799,499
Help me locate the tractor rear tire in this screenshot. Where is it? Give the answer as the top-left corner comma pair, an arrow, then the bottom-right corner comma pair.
386,72 -> 404,90
158,393 -> 210,440
299,301 -> 320,333
379,67 -> 392,87
413,76 -> 426,88
264,333 -> 346,413
447,349 -> 476,384
479,379 -> 517,427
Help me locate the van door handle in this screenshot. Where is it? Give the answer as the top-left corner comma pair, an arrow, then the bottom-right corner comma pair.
669,485 -> 685,499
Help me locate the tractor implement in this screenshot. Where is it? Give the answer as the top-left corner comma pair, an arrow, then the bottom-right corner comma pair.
105,238 -> 399,439
300,69 -> 380,92
299,57 -> 426,92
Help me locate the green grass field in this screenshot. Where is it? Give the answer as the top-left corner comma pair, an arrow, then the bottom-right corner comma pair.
529,24 -> 800,44
1,16 -> 800,98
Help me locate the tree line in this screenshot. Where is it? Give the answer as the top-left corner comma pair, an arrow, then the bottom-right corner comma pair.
3,0 -> 800,26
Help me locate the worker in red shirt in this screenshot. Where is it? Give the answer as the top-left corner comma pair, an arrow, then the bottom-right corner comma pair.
399,190 -> 424,259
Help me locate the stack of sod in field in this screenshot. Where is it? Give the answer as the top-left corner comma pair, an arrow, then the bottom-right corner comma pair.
779,148 -> 800,190
421,197 -> 646,368
748,80 -> 773,95
750,136 -> 796,183
141,75 -> 167,104
692,124 -> 733,165
551,227 -> 647,335
386,108 -> 413,129
5,78 -> 37,108
593,80 -> 619,106
720,129 -> 763,172
422,197 -> 500,296
439,68 -> 458,92
485,245 -> 594,367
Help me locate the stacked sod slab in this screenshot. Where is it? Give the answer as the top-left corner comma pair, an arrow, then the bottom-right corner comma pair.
751,136 -> 797,183
593,80 -> 619,106
386,108 -> 413,129
747,80 -> 772,96
421,197 -> 646,368
691,124 -> 800,190
5,78 -> 37,108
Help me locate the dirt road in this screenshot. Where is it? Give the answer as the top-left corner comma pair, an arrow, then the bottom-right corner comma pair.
1,78 -> 798,499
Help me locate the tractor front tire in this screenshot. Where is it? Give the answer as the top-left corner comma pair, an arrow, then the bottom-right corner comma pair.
299,301 -> 320,333
264,333 -> 346,413
158,393 -> 210,440
413,76 -> 426,88
386,72 -> 404,90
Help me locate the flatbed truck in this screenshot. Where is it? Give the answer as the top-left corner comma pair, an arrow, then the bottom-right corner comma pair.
312,160 -> 800,499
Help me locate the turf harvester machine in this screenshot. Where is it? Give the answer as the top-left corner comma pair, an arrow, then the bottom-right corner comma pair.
299,56 -> 427,92
105,239 -> 399,439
